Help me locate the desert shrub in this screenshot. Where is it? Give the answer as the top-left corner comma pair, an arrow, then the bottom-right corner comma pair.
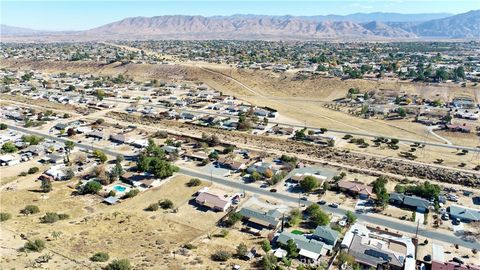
186,178 -> 201,187
23,239 -> 45,252
28,167 -> 40,174
159,199 -> 174,209
20,205 -> 40,215
40,212 -> 69,223
123,189 -> 139,198
146,203 -> 159,211
90,252 -> 110,262
0,212 -> 12,222
183,243 -> 196,250
211,250 -> 231,262
105,259 -> 132,270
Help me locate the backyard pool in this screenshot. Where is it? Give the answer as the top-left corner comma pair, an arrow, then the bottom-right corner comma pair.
113,185 -> 127,192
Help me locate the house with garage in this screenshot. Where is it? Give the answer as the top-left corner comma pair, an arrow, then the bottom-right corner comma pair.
389,192 -> 431,212
312,225 -> 340,247
337,180 -> 374,199
195,188 -> 232,212
276,231 -> 326,263
448,205 -> 480,223
238,207 -> 283,230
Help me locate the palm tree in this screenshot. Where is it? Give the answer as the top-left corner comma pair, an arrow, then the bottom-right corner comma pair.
64,141 -> 75,163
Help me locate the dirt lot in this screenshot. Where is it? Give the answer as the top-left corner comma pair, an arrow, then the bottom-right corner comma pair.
0,174 -> 230,269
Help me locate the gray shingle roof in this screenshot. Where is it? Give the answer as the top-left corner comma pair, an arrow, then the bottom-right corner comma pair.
449,205 -> 480,222
238,207 -> 280,228
313,226 -> 339,245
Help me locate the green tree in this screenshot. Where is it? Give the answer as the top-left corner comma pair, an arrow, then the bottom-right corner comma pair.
285,239 -> 298,258
261,239 -> 272,252
64,141 -> 75,163
345,211 -> 357,224
251,170 -> 261,182
93,149 -> 107,163
299,176 -> 318,192
82,181 -> 102,194
398,107 -> 407,118
1,142 -> 18,153
260,253 -> 278,270
94,89 -> 106,101
41,178 -> 53,193
236,243 -> 248,257
310,209 -> 330,226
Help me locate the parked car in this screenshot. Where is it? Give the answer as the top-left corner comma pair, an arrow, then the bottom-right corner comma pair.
329,203 -> 339,208
269,189 -> 277,193
318,200 -> 326,205
452,218 -> 461,225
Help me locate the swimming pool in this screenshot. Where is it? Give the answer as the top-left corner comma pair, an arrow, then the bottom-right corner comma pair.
113,185 -> 127,192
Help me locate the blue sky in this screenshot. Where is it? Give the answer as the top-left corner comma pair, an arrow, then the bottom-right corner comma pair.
2,0 -> 480,31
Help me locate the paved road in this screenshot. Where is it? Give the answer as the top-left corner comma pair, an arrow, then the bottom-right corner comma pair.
180,167 -> 480,250
7,123 -> 479,249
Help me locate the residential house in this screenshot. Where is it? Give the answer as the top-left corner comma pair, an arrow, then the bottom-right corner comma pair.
183,151 -> 209,162
445,124 -> 471,133
290,172 -> 326,186
87,131 -> 105,140
337,180 -> 374,199
238,207 -> 283,229
448,205 -> 480,223
276,231 -> 326,263
109,134 -> 129,144
389,192 -> 431,212
432,261 -> 480,270
312,226 -> 339,247
217,156 -> 247,171
195,189 -> 232,212
341,223 -> 415,270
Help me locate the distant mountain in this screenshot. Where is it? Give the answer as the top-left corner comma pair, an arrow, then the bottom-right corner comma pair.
411,10 -> 480,38
304,12 -> 452,23
0,24 -> 44,36
1,11 -> 479,41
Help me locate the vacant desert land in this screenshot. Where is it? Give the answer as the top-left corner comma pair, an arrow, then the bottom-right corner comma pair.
0,174 -> 227,269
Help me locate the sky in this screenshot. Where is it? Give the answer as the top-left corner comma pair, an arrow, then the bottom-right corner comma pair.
1,0 -> 480,31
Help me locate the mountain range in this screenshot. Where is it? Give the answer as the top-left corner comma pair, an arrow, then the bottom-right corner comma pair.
1,10 -> 479,41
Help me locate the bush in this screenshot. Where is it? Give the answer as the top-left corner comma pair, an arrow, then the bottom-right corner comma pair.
146,203 -> 159,211
82,181 -> 102,194
123,189 -> 139,198
40,212 -> 69,223
23,239 -> 45,252
186,178 -> 201,187
0,212 -> 12,222
261,239 -> 271,252
105,259 -> 132,270
21,205 -> 40,215
224,212 -> 243,227
90,252 -> 110,262
28,167 -> 40,174
0,123 -> 7,130
211,250 -> 231,262
19,172 -> 28,177
183,243 -> 196,250
159,199 -> 174,209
